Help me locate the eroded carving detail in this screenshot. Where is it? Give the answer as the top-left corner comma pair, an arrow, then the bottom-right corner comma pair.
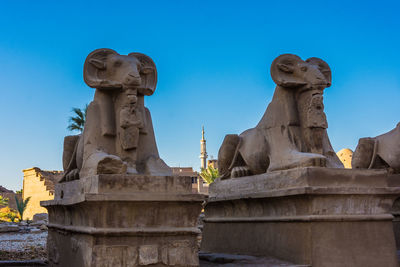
61,49 -> 171,181
353,122 -> 400,173
218,54 -> 343,179
92,246 -> 137,267
47,234 -> 60,265
161,240 -> 198,266
139,245 -> 158,265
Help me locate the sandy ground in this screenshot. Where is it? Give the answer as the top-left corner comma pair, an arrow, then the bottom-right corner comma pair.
0,230 -> 47,260
199,252 -> 308,266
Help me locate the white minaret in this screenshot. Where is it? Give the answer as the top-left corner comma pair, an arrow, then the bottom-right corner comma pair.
200,126 -> 208,170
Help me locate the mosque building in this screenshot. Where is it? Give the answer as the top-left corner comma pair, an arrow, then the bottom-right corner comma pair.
200,126 -> 208,170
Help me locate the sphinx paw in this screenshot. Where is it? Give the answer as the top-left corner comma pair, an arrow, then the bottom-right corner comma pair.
231,166 -> 252,178
96,155 -> 127,174
65,169 -> 80,181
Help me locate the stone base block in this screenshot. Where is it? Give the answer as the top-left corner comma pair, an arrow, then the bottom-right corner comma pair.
47,230 -> 199,267
42,175 -> 205,267
393,214 -> 400,249
201,167 -> 400,267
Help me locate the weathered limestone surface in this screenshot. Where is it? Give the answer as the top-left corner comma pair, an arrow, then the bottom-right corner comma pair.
353,122 -> 400,173
201,167 -> 400,267
352,123 -> 400,248
0,224 -> 19,232
218,54 -> 343,179
392,199 -> 400,249
62,49 -> 171,182
202,54 -> 400,266
42,49 -> 205,266
42,175 -> 204,266
22,167 -> 61,220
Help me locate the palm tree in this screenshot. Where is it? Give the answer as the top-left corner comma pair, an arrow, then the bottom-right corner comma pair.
199,166 -> 219,184
67,105 -> 88,132
0,196 -> 8,206
15,196 -> 30,221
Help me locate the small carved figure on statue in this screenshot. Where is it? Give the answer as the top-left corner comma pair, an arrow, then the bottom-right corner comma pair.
119,88 -> 144,150
302,93 -> 328,155
118,88 -> 145,174
61,49 -> 172,182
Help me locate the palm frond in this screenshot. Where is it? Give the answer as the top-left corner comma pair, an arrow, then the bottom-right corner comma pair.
23,197 -> 31,207
0,196 -> 8,206
199,166 -> 219,184
70,116 -> 84,125
67,123 -> 83,132
72,108 -> 84,119
67,105 -> 88,133
15,196 -> 30,220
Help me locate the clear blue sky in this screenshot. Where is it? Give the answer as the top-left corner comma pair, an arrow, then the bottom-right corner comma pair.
0,1 -> 399,191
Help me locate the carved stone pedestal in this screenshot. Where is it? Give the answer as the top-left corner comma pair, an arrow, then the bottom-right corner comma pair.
201,167 -> 400,267
42,175 -> 204,267
392,198 -> 400,249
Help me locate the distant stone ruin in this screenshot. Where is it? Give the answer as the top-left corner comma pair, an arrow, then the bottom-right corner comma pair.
22,168 -> 62,220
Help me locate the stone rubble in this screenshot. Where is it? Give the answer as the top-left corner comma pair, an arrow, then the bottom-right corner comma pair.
0,222 -> 48,261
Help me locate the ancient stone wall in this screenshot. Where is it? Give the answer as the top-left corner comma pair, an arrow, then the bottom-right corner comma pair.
22,168 -> 62,220
171,167 -> 209,194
